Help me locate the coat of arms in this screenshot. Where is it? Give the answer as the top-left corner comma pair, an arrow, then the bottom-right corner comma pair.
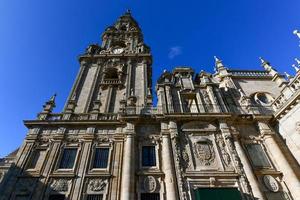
194,139 -> 215,166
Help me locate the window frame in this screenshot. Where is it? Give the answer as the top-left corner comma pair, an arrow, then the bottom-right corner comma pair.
139,143 -> 159,170
55,145 -> 79,172
25,146 -> 48,174
244,142 -> 273,169
92,147 -> 110,169
142,146 -> 156,167
89,143 -> 112,173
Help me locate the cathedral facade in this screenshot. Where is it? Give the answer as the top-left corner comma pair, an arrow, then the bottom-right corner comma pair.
0,11 -> 300,200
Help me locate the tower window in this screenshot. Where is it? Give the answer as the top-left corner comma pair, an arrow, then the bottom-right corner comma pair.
59,148 -> 77,169
93,148 -> 109,168
142,146 -> 156,167
27,149 -> 46,170
141,193 -> 160,200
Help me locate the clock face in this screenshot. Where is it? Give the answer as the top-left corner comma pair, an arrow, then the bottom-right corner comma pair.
112,47 -> 124,54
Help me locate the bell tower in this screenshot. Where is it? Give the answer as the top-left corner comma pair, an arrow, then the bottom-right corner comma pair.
64,10 -> 152,115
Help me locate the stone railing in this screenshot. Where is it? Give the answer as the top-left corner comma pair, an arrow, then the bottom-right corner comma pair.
122,104 -> 274,116
272,72 -> 300,112
44,113 -> 118,121
229,70 -> 271,77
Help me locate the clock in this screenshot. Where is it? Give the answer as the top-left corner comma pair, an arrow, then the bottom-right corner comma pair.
112,47 -> 124,54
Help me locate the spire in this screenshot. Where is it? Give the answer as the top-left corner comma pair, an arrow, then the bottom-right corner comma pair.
292,64 -> 300,72
37,93 -> 56,120
284,72 -> 292,80
49,93 -> 57,103
214,56 -> 225,69
259,57 -> 277,76
292,58 -> 300,72
293,30 -> 300,39
125,9 -> 131,15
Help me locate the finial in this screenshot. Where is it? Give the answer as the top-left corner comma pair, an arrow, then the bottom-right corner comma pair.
147,88 -> 152,96
214,56 -> 225,70
259,57 -> 267,64
214,56 -> 221,62
163,69 -> 167,73
71,93 -> 76,101
293,30 -> 300,39
126,9 -> 131,15
284,72 -> 292,80
292,64 -> 300,72
49,93 -> 57,102
295,58 -> 300,65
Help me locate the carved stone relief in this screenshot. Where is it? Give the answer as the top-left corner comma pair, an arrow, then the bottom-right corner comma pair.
143,176 -> 157,193
88,179 -> 107,192
263,175 -> 279,192
215,133 -> 232,169
50,179 -> 72,192
194,139 -> 215,166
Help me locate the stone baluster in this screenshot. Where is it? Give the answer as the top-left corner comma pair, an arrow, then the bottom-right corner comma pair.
120,123 -> 135,200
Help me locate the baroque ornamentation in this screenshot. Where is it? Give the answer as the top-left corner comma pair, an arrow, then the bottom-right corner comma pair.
50,179 -> 71,192
263,175 -> 279,192
194,139 -> 215,166
143,176 -> 157,193
88,179 -> 107,191
215,134 -> 232,168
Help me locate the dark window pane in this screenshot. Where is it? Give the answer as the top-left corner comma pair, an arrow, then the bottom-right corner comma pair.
142,146 -> 156,167
194,188 -> 242,200
49,194 -> 65,200
141,193 -> 160,200
93,148 -> 109,168
27,151 -> 40,169
59,148 -> 77,169
246,144 -> 271,168
86,194 -> 103,200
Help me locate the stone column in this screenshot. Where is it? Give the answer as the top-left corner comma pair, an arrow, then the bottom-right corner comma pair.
72,133 -> 93,200
120,123 -> 135,200
165,85 -> 174,113
233,136 -> 266,200
161,131 -> 178,199
219,122 -> 265,200
258,121 -> 300,200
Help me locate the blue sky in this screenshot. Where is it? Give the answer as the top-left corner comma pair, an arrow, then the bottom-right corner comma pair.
0,0 -> 300,157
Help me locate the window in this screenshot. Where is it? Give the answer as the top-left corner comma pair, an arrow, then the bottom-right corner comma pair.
49,194 -> 65,200
246,144 -> 271,168
194,188 -> 242,200
59,148 -> 77,169
86,194 -> 103,200
93,148 -> 109,168
27,150 -> 46,170
142,146 -> 156,167
141,193 -> 160,200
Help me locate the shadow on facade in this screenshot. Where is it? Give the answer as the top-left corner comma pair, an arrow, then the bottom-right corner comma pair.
0,164 -> 70,200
